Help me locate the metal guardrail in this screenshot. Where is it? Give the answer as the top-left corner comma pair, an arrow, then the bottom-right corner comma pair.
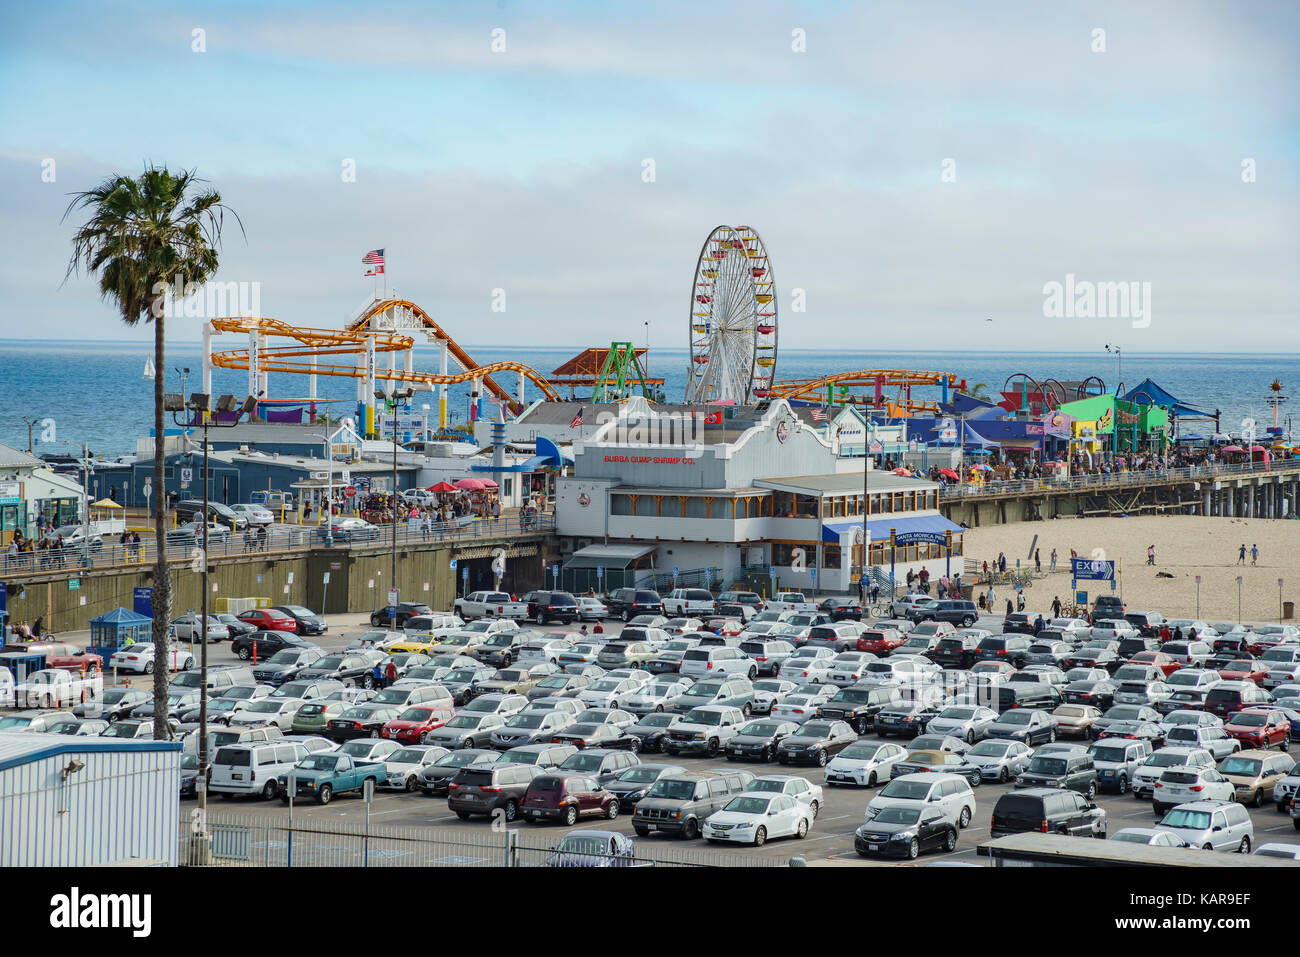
179,812 -> 784,868
0,513 -> 556,579
937,460 -> 1300,501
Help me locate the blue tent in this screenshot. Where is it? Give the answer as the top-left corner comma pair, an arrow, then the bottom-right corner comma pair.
1124,378 -> 1212,419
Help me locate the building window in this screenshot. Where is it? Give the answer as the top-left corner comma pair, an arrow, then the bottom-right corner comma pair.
661,497 -> 683,518
611,494 -> 633,515
503,478 -> 513,498
684,497 -> 707,519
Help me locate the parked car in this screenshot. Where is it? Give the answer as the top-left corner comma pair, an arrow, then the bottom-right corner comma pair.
1217,749 -> 1296,807
1131,747 -> 1217,799
991,788 -> 1107,838
522,772 -> 621,825
631,769 -> 756,839
1154,800 -> 1254,852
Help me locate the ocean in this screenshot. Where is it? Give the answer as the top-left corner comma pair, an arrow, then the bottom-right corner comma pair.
1,340 -> 1296,458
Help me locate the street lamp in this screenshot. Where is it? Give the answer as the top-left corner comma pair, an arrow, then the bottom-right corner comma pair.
167,390 -> 255,860
376,385 -> 415,629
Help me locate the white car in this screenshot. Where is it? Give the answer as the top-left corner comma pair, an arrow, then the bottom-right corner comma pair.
866,771 -> 977,829
576,597 -> 608,621
347,630 -> 406,651
228,698 -> 305,731
890,593 -> 932,618
749,774 -> 824,817
664,617 -> 705,635
1262,663 -> 1300,690
14,669 -> 101,709
381,745 -> 449,791
108,643 -> 194,674
702,791 -> 813,845
1090,620 -> 1138,641
770,688 -> 835,723
750,679 -> 799,715
576,677 -> 650,710
1131,747 -> 1216,799
1153,766 -> 1235,809
518,637 -> 577,666
926,705 -> 1000,743
460,618 -> 519,637
766,592 -> 817,614
824,741 -> 910,787
825,652 -> 879,687
230,503 -> 275,526
777,649 -> 836,685
622,678 -> 691,715
1050,618 -> 1093,637
401,615 -> 465,639
170,614 -> 230,643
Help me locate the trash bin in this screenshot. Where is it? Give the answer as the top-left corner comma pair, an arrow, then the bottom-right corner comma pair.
1284,601 -> 1294,620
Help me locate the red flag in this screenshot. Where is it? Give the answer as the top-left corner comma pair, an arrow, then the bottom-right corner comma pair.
704,411 -> 722,425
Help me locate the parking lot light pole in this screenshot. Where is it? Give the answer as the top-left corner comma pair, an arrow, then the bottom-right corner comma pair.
167,392 -> 255,860
376,386 -> 414,629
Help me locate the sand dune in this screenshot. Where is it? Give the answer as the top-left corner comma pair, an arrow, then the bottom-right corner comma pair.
962,516 -> 1299,626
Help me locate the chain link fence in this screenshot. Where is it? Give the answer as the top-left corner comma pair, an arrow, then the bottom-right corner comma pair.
180,812 -> 788,868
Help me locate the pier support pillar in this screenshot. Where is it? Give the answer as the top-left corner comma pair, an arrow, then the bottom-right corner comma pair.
1203,489 -> 1211,516
1247,483 -> 1255,519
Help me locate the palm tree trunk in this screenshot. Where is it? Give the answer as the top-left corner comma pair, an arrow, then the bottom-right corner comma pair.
150,314 -> 173,738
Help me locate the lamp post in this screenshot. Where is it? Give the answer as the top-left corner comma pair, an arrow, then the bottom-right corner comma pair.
166,391 -> 255,862
1195,575 -> 1201,620
376,385 -> 415,628
1236,575 -> 1243,624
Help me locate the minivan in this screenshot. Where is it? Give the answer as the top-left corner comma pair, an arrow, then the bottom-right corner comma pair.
448,763 -> 543,822
866,772 -> 977,830
1154,800 -> 1254,852
1216,749 -> 1296,807
210,742 -> 309,799
679,646 -> 755,679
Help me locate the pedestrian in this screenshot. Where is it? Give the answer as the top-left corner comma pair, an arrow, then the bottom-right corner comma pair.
384,660 -> 398,686
1238,543 -> 1247,565
579,625 -> 589,637
1159,624 -> 1171,642
1146,545 -> 1155,566
1034,549 -> 1041,573
1005,598 -> 1013,618
1251,543 -> 1259,565
986,585 -> 995,609
1017,591 -> 1025,612
1049,548 -> 1058,572
978,592 -> 987,611
1051,595 -> 1062,618
998,552 -> 1007,574
1172,626 -> 1183,642
870,580 -> 880,603
1033,613 -> 1045,633
372,661 -> 386,689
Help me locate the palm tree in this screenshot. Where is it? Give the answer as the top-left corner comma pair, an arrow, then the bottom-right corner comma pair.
65,166 -> 240,739
963,381 -> 991,401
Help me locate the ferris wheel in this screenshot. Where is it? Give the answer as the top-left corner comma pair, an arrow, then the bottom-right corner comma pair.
685,225 -> 777,405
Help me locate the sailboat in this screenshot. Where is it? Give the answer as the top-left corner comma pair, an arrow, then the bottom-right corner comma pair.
142,357 -> 156,380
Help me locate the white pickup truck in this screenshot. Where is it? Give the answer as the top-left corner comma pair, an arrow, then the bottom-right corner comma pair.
14,668 -> 103,709
453,591 -> 530,621
765,592 -> 818,614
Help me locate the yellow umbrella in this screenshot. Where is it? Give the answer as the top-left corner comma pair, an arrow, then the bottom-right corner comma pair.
90,498 -> 123,509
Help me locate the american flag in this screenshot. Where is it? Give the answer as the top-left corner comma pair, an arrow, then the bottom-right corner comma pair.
811,408 -> 828,421
362,249 -> 385,265
570,406 -> 584,428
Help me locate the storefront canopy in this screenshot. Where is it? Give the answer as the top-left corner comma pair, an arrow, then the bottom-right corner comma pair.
565,543 -> 656,569
822,514 -> 964,544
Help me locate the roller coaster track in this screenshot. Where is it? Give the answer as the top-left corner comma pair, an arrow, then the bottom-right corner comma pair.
768,369 -> 963,415
208,300 -> 562,402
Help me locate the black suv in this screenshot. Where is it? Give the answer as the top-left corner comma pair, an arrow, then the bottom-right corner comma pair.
1090,595 -> 1125,625
996,683 -> 1063,712
974,635 -> 1034,668
523,591 -> 579,625
1014,751 -> 1099,798
815,686 -> 901,734
370,602 -> 432,627
296,652 -> 379,688
271,605 -> 328,636
931,635 -> 981,669
908,599 -> 979,627
1002,613 -> 1038,635
991,788 -> 1107,838
606,588 -> 666,622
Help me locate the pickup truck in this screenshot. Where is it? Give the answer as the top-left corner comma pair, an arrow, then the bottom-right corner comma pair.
765,592 -> 817,614
277,752 -> 386,805
454,591 -> 530,621
14,668 -> 103,708
2,641 -> 103,674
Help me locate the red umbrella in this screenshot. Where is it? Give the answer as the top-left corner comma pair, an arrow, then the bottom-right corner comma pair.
938,468 -> 959,480
428,481 -> 457,492
454,478 -> 487,491
478,478 -> 499,488
1221,445 -> 1244,453
892,468 -> 914,477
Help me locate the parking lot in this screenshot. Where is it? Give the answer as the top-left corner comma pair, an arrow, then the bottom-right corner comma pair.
150,612 -> 1300,866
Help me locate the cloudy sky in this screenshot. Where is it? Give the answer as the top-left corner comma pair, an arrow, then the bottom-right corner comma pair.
0,0 -> 1296,353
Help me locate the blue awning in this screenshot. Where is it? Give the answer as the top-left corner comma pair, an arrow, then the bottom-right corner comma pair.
822,514 -> 965,544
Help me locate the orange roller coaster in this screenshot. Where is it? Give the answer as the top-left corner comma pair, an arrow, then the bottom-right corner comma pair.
767,370 -> 966,416
207,298 -> 562,406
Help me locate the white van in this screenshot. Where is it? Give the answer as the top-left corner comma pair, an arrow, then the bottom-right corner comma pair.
679,646 -> 757,679
211,742 -> 309,798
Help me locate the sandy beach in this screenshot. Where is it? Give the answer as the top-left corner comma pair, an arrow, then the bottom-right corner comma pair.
962,516 -> 1300,626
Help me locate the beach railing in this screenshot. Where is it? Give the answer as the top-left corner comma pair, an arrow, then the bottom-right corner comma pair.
937,459 -> 1300,501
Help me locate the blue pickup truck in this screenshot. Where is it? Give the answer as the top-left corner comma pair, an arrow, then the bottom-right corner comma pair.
277,753 -> 386,805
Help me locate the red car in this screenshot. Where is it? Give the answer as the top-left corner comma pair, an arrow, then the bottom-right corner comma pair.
1217,660 -> 1269,686
1129,651 -> 1181,677
1223,708 -> 1291,750
857,629 -> 904,655
521,772 -> 619,825
704,618 -> 744,637
237,608 -> 297,632
381,706 -> 454,744
4,641 -> 102,674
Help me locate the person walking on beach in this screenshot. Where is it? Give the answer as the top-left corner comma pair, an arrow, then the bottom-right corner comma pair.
1146,545 -> 1155,566
1251,544 -> 1259,565
986,584 -> 996,609
1050,548 -> 1058,573
1035,549 -> 1041,573
1238,544 -> 1247,565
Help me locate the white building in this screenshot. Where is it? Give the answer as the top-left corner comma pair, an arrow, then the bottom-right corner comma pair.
555,399 -> 964,595
0,733 -> 181,866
